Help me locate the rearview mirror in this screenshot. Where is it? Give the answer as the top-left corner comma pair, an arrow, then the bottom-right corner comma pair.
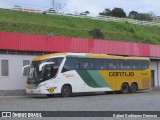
39,62 -> 55,71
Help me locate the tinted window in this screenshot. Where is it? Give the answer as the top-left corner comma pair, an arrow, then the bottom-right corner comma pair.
80,58 -> 93,70
120,60 -> 132,70
141,60 -> 149,70
62,58 -> 78,72
132,61 -> 141,70
108,60 -> 120,70
94,59 -> 107,70
44,65 -> 54,80
1,60 -> 9,76
49,57 -> 63,67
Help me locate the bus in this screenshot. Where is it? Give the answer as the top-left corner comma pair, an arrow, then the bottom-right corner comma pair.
23,53 -> 151,97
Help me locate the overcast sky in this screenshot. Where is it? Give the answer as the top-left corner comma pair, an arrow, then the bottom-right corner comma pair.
0,0 -> 159,16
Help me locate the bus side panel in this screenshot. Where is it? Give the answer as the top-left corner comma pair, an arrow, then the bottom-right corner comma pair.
99,69 -> 151,91
58,70 -> 89,93
76,70 -> 113,92
138,69 -> 151,90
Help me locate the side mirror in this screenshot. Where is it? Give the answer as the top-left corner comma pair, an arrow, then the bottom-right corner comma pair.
39,62 -> 55,71
22,65 -> 30,74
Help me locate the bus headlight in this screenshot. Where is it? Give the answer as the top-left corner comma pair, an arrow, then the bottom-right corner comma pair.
47,87 -> 54,93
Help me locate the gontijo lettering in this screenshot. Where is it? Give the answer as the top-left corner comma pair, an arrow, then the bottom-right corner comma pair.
109,72 -> 134,77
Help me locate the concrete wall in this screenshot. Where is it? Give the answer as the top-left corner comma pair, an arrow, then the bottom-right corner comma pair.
0,54 -> 37,90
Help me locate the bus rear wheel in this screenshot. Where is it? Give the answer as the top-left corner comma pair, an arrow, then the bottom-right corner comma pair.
121,83 -> 129,94
61,85 -> 72,97
130,83 -> 138,93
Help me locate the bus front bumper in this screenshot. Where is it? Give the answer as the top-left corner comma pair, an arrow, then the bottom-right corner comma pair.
26,84 -> 58,94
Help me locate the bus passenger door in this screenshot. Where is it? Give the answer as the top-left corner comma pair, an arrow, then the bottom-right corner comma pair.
151,70 -> 155,87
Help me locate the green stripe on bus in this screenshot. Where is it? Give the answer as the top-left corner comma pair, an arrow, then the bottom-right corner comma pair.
76,70 -> 100,88
87,70 -> 109,87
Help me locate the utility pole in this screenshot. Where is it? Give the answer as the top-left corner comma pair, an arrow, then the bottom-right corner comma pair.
52,0 -> 55,9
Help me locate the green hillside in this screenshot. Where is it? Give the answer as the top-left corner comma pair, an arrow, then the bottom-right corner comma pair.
0,9 -> 160,44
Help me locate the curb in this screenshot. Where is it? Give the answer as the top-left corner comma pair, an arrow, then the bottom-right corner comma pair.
0,90 -> 26,96
0,88 -> 160,96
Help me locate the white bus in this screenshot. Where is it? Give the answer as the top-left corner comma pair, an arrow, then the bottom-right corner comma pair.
23,53 -> 151,97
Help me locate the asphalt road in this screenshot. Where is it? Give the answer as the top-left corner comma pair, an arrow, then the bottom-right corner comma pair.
0,89 -> 160,119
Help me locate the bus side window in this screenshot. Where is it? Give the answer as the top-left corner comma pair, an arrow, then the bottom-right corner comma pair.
132,61 -> 141,70
80,58 -> 93,70
62,57 -> 78,73
107,60 -> 120,70
94,59 -> 107,70
141,60 -> 149,70
121,60 -> 132,70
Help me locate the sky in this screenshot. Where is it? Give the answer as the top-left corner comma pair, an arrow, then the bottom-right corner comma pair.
0,0 -> 159,16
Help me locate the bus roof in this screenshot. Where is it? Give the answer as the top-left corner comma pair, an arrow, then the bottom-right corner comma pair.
33,53 -> 149,61
33,53 -> 67,61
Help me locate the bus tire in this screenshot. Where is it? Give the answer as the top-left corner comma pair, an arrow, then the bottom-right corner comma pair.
61,85 -> 72,97
121,83 -> 129,94
130,83 -> 138,93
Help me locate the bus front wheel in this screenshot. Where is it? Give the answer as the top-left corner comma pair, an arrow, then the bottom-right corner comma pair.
121,83 -> 129,94
61,85 -> 72,97
129,83 -> 138,93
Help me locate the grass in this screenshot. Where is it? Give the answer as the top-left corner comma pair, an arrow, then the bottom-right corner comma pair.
153,20 -> 160,23
0,9 -> 160,44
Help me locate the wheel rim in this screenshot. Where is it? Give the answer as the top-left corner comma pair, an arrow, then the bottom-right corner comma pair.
122,84 -> 128,93
64,88 -> 69,95
131,84 -> 137,92
123,85 -> 127,92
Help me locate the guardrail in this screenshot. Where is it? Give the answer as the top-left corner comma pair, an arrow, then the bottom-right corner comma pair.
1,6 -> 160,27
64,14 -> 160,27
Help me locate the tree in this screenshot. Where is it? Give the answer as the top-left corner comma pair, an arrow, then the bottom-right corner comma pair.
128,10 -> 154,21
54,2 -> 67,13
134,13 -> 152,21
99,7 -> 126,18
128,11 -> 138,19
111,7 -> 126,18
89,28 -> 104,39
99,8 -> 111,16
148,11 -> 155,18
85,11 -> 90,14
79,11 -> 90,16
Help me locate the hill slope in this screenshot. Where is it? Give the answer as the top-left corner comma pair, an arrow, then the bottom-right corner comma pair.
0,9 -> 160,44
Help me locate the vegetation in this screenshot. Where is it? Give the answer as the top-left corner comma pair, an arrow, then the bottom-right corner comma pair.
0,9 -> 160,44
128,11 -> 153,21
89,28 -> 104,39
99,8 -> 126,18
99,8 -> 153,21
153,20 -> 160,23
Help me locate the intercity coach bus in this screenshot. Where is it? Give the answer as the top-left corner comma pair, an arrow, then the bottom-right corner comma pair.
23,53 -> 151,97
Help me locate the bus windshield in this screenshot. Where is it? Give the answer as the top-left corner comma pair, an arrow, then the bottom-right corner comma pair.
27,60 -> 46,84
27,57 -> 63,84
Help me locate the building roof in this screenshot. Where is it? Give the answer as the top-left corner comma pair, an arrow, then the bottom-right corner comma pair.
0,32 -> 160,57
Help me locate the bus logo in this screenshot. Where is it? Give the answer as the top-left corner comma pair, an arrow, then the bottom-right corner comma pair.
109,72 -> 134,77
2,112 -> 11,117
